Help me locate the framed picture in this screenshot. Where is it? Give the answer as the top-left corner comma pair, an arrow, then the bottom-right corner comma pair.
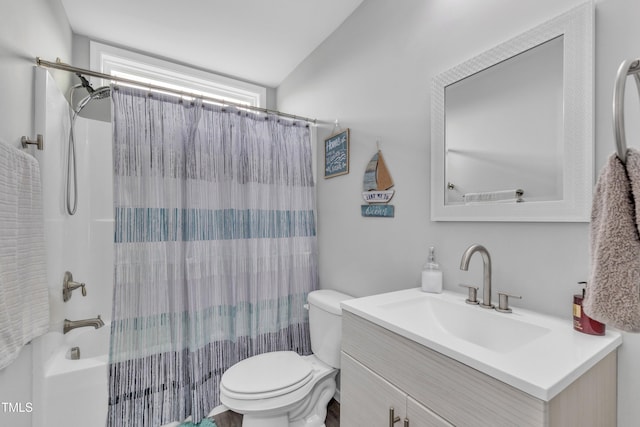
324,128 -> 350,178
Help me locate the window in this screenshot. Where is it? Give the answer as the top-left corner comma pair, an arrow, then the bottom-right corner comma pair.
89,41 -> 266,107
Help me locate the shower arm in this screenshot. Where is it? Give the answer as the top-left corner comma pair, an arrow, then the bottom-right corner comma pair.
36,57 -> 317,125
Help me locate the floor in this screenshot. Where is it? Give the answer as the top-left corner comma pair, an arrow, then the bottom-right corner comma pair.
212,399 -> 340,427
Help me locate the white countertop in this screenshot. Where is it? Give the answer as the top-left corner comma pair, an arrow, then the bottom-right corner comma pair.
341,288 -> 622,401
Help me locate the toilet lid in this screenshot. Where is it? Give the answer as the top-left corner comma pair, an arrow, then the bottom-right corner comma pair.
221,351 -> 313,399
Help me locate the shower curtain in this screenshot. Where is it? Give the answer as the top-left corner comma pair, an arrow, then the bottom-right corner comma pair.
107,86 -> 318,427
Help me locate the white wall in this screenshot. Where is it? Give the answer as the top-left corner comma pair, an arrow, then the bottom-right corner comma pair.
0,2 -> 72,426
277,0 -> 640,425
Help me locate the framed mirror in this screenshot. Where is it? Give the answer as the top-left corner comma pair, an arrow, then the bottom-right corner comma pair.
431,2 -> 593,222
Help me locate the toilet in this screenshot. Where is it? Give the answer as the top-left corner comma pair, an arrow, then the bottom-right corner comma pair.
220,289 -> 352,427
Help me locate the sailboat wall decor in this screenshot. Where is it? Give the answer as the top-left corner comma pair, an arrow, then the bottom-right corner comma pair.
361,149 -> 395,218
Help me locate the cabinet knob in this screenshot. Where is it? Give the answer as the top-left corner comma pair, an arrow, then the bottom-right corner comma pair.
389,407 -> 401,426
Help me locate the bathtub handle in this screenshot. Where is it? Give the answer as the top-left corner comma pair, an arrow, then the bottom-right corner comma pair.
63,271 -> 87,302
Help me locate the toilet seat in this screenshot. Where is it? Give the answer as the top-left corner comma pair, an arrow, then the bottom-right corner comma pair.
221,351 -> 313,400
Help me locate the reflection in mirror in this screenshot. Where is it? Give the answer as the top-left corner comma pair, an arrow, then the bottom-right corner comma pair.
445,36 -> 564,205
431,2 -> 593,222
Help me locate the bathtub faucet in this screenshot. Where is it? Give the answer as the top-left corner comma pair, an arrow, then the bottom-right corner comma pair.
63,315 -> 104,334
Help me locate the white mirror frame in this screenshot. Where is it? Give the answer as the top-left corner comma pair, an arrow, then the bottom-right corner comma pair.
431,2 -> 593,222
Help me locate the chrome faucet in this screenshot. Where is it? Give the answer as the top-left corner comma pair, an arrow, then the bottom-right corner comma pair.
63,315 -> 104,334
460,244 -> 494,309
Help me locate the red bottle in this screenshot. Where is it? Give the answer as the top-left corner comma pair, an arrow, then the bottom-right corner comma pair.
573,282 -> 605,336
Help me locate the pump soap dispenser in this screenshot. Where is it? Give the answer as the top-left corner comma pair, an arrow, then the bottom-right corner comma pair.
573,281 -> 605,336
421,246 -> 443,293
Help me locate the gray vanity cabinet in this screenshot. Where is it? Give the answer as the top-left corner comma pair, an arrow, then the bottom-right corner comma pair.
341,353 -> 452,426
340,311 -> 617,427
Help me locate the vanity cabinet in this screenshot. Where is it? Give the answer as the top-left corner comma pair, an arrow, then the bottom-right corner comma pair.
341,352 -> 452,427
340,311 -> 617,427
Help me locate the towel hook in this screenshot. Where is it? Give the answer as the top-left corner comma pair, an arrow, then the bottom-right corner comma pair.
613,59 -> 640,164
21,134 -> 44,150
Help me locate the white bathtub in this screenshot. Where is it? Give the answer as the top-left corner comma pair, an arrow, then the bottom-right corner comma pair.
38,324 -> 110,427
34,323 -> 220,427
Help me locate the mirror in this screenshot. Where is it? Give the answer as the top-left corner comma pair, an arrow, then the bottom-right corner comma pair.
431,2 -> 593,222
445,36 -> 564,205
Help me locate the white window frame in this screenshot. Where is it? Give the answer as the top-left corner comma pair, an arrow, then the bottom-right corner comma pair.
89,41 -> 266,107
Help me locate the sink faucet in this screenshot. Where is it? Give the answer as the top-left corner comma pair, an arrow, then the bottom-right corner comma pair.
460,244 -> 494,309
63,315 -> 105,334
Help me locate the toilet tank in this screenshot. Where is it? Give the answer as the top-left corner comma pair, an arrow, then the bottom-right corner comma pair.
307,289 -> 352,369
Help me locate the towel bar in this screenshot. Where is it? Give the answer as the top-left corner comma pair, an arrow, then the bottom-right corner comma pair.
463,189 -> 524,204
613,59 -> 640,164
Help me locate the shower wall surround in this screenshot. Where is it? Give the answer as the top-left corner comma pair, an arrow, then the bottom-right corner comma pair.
31,68 -> 114,427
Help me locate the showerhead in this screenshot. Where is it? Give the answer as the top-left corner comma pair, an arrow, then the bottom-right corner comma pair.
66,75 -> 111,217
90,86 -> 111,100
71,74 -> 110,115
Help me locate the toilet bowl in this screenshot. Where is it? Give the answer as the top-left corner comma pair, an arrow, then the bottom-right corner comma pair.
220,352 -> 336,427
219,289 -> 352,427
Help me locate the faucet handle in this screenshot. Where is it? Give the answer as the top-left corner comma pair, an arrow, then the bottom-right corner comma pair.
62,271 -> 87,302
458,284 -> 479,305
496,292 -> 522,313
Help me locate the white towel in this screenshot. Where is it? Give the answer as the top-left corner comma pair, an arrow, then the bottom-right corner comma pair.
463,189 -> 524,205
583,149 -> 640,332
0,140 -> 49,370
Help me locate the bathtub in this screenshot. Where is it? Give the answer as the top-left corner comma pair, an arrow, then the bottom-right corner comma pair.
37,324 -> 110,427
34,323 -> 220,427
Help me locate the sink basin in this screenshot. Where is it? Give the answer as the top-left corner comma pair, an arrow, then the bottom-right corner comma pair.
341,288 -> 622,401
379,297 -> 550,353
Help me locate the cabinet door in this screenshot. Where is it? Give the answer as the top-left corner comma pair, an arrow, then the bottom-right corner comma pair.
341,352 -> 407,426
406,396 -> 454,427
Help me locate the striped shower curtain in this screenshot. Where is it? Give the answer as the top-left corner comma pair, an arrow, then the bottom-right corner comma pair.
107,86 -> 318,427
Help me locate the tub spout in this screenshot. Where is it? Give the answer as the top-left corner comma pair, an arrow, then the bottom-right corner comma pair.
63,315 -> 104,334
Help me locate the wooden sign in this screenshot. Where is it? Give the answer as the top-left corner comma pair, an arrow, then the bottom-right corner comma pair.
361,148 -> 395,218
361,204 -> 395,218
324,129 -> 350,178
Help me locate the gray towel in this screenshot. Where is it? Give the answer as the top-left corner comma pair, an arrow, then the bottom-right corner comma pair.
583,148 -> 640,332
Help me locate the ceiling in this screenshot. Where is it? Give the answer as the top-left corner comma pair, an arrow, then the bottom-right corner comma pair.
59,0 -> 364,88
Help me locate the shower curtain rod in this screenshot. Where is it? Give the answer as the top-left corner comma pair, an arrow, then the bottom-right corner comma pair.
35,57 -> 317,124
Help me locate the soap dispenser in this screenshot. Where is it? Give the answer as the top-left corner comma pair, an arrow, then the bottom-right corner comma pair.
421,246 -> 443,293
573,281 -> 605,336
